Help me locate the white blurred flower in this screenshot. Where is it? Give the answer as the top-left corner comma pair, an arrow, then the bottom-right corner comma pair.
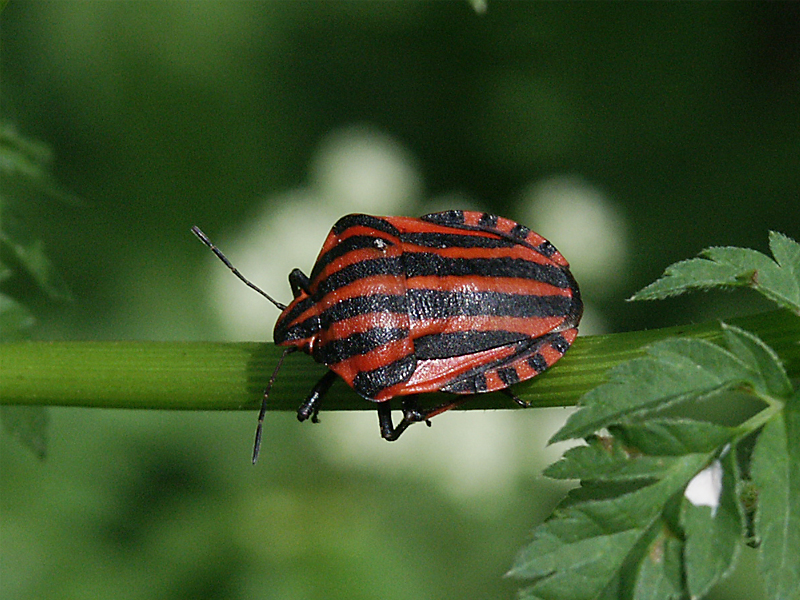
316,408 -> 575,508
685,460 -> 724,516
309,124 -> 422,213
520,175 -> 629,299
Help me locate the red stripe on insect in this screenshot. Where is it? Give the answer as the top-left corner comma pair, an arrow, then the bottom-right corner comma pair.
406,275 -> 573,296
331,339 -> 415,386
402,343 -> 521,394
323,312 -> 409,337
410,315 -> 569,337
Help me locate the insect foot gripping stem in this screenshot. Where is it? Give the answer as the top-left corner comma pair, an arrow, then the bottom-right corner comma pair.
296,371 -> 337,424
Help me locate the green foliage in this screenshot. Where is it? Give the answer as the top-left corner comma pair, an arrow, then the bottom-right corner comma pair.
0,404 -> 47,459
511,234 -> 800,600
631,232 -> 800,314
751,395 -> 800,598
551,324 -> 788,445
0,123 -> 73,457
0,123 -> 73,329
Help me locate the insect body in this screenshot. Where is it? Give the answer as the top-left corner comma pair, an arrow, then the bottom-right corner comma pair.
194,210 -> 582,460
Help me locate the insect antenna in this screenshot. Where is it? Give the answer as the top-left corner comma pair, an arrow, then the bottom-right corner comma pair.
191,226 -> 287,311
252,346 -> 295,464
193,225 -> 294,463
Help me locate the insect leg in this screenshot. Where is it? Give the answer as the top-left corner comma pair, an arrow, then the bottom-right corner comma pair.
501,388 -> 530,408
377,401 -> 413,441
297,370 -> 338,423
288,268 -> 312,298
378,396 -> 471,441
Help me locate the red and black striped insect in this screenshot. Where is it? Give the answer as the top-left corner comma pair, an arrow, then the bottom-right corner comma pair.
193,210 -> 582,462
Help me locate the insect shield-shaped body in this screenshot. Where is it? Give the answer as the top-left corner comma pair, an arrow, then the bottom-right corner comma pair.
194,210 -> 582,460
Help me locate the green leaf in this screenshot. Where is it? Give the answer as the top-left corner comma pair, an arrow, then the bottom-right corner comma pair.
681,451 -> 743,598
0,122 -> 54,182
701,246 -> 783,290
630,232 -> 800,314
552,324 -> 791,444
630,527 -> 684,600
0,122 -> 78,206
0,405 -> 48,459
522,422 -> 745,600
0,293 -> 36,340
610,419 -> 737,456
0,123 -> 76,306
544,421 -> 736,483
0,233 -> 72,302
513,529 -> 641,600
630,254 -> 760,298
767,231 -> 800,310
752,393 -> 800,600
551,337 -> 751,443
510,453 -> 711,600
528,318 -> 795,600
720,323 -> 793,399
544,435 -> 677,482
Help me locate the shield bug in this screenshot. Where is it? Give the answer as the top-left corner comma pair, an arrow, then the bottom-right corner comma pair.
193,210 -> 582,462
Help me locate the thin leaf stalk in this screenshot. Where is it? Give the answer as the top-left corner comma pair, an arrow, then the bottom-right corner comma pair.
733,399 -> 784,440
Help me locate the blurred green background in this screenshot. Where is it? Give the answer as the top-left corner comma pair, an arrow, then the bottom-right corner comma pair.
2,2 -> 799,599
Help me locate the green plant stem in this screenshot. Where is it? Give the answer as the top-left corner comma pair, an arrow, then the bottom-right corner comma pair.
1,310 -> 799,413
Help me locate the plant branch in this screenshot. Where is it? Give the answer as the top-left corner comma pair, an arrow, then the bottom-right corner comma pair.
1,309 -> 798,412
